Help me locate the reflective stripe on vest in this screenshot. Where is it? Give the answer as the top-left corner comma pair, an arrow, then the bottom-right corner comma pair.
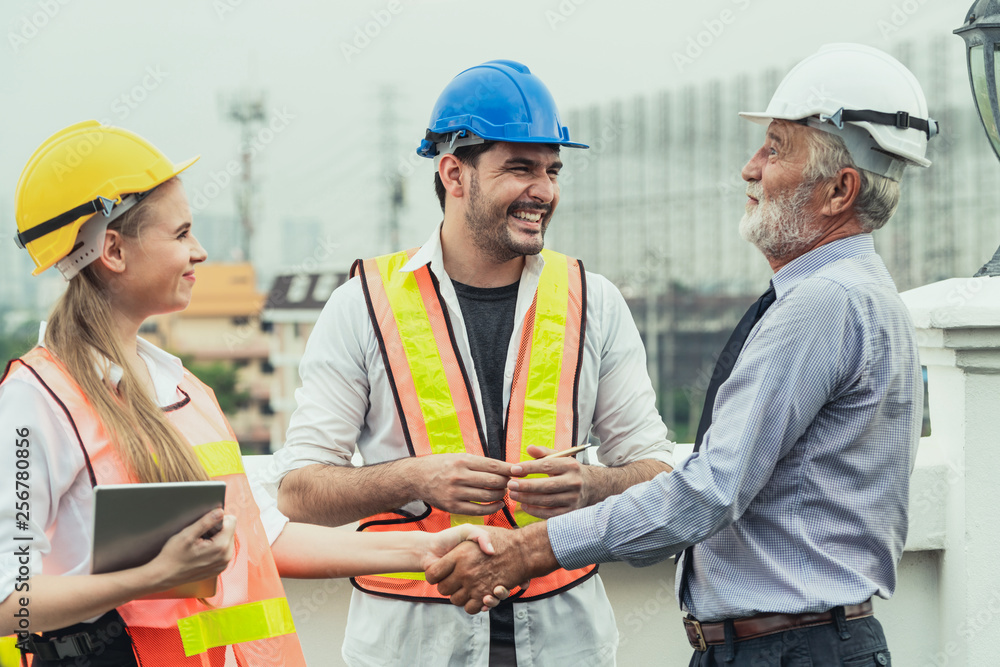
176,598 -> 295,657
0,635 -> 19,667
2,350 -> 306,667
350,248 -> 596,602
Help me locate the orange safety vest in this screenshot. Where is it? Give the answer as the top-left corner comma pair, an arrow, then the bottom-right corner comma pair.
1,348 -> 306,667
350,248 -> 597,602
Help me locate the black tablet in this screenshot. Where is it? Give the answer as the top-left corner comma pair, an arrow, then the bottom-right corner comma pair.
91,481 -> 226,599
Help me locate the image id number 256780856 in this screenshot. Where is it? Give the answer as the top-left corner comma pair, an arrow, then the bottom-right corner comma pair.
13,426 -> 32,638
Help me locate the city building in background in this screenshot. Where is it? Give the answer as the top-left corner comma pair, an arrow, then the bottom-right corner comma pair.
146,263 -> 272,453
195,213 -> 244,264
0,37 -> 986,446
262,270 -> 347,451
547,36 -> 991,439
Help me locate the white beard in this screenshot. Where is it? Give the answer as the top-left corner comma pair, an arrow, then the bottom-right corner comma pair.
739,182 -> 823,263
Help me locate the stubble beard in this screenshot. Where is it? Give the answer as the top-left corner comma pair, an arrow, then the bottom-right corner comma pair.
465,172 -> 550,264
739,181 -> 823,264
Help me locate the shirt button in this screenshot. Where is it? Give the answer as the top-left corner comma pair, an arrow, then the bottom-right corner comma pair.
516,610 -> 526,620
875,652 -> 888,665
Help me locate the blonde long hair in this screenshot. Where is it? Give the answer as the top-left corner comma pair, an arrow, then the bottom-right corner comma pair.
43,179 -> 209,484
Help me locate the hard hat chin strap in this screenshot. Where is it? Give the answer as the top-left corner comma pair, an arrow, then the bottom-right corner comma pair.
805,119 -> 907,181
819,107 -> 940,140
431,131 -> 487,167
14,196 -> 117,250
54,191 -> 150,281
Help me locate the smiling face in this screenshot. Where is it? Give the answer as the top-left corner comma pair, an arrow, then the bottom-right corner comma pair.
461,142 -> 561,263
740,120 -> 825,265
115,179 -> 207,319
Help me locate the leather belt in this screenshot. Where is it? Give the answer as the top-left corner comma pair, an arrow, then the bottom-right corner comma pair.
683,600 -> 874,651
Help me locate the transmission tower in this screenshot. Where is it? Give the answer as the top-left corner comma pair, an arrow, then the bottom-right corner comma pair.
379,85 -> 405,252
223,90 -> 267,261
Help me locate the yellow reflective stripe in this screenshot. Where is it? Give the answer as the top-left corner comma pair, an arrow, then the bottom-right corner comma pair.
521,250 -> 569,458
0,636 -> 20,667
450,514 -> 485,526
513,508 -> 542,526
377,571 -> 428,581
193,440 -> 244,478
177,597 -> 295,657
377,253 -> 465,455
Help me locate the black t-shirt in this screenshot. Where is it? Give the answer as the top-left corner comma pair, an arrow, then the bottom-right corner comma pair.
451,279 -> 520,460
451,278 -> 520,664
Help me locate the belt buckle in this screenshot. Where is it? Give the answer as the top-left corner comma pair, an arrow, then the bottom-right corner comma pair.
683,617 -> 708,652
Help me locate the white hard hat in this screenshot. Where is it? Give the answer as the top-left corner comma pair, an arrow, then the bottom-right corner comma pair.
740,43 -> 938,181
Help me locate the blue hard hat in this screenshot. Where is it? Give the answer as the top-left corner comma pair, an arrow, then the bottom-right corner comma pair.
417,59 -> 588,158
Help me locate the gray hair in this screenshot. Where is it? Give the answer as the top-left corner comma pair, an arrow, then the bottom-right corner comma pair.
802,129 -> 901,232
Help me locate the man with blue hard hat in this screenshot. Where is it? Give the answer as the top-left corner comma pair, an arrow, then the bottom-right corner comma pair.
272,59 -> 674,665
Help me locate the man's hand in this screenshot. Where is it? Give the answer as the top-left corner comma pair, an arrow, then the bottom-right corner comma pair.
424,525 -> 510,612
506,445 -> 592,519
426,522 -> 558,614
413,454 -> 514,515
423,524 -> 496,570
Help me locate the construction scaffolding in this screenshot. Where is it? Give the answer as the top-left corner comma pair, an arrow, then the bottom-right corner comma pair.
547,36 -> 998,439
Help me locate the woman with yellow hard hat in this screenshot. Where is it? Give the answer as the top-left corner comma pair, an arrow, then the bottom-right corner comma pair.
0,121 -> 502,666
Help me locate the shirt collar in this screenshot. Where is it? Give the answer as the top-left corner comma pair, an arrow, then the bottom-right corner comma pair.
771,234 -> 875,298
37,321 -> 185,408
400,222 -> 547,279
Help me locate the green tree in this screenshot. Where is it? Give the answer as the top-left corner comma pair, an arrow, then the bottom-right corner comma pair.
0,319 -> 37,366
180,357 -> 250,416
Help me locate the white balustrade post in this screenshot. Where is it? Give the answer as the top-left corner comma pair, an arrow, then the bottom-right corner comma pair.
902,277 -> 1000,666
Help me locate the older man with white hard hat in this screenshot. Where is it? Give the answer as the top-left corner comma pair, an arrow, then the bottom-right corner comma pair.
427,43 -> 935,666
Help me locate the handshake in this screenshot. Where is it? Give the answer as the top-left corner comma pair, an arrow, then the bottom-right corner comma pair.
419,520 -> 557,615
408,445 -> 588,614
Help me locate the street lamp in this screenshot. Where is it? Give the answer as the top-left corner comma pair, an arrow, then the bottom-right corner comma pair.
956,0 -> 1000,276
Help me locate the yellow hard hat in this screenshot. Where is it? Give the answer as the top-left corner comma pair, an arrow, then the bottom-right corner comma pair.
14,120 -> 199,276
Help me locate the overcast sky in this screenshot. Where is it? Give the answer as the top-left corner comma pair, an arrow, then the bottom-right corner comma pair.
0,0 -> 972,273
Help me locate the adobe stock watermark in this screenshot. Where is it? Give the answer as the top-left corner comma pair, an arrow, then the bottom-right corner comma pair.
189,107 -> 295,212
877,0 -> 934,41
48,130 -> 104,184
7,0 -> 72,52
37,67 -> 168,186
673,0 -> 752,73
559,117 -> 627,188
223,232 -> 339,351
214,0 -> 250,19
617,575 -> 676,649
384,69 -> 505,186
105,66 -> 168,123
545,0 -> 589,31
925,587 -> 1000,667
340,0 -> 405,63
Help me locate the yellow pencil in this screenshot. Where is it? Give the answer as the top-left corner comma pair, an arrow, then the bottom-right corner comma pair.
538,444 -> 595,460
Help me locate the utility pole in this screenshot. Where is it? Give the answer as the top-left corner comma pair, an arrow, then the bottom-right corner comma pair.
379,85 -> 405,252
224,90 -> 267,262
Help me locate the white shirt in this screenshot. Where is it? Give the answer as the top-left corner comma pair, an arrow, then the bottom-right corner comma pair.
263,226 -> 674,667
0,331 -> 288,611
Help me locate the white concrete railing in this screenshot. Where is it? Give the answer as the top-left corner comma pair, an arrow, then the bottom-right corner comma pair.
245,276 -> 1000,666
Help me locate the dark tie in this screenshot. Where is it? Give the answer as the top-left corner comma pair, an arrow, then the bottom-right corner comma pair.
677,283 -> 777,610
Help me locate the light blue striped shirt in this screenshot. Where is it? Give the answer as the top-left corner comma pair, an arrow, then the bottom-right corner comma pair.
548,234 -> 922,621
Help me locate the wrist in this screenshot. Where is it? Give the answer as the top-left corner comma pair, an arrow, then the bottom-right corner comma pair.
578,465 -> 595,508
519,522 -> 559,579
390,456 -> 421,502
123,561 -> 167,597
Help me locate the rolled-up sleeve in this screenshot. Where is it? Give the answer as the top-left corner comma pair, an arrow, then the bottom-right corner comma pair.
261,278 -> 375,500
